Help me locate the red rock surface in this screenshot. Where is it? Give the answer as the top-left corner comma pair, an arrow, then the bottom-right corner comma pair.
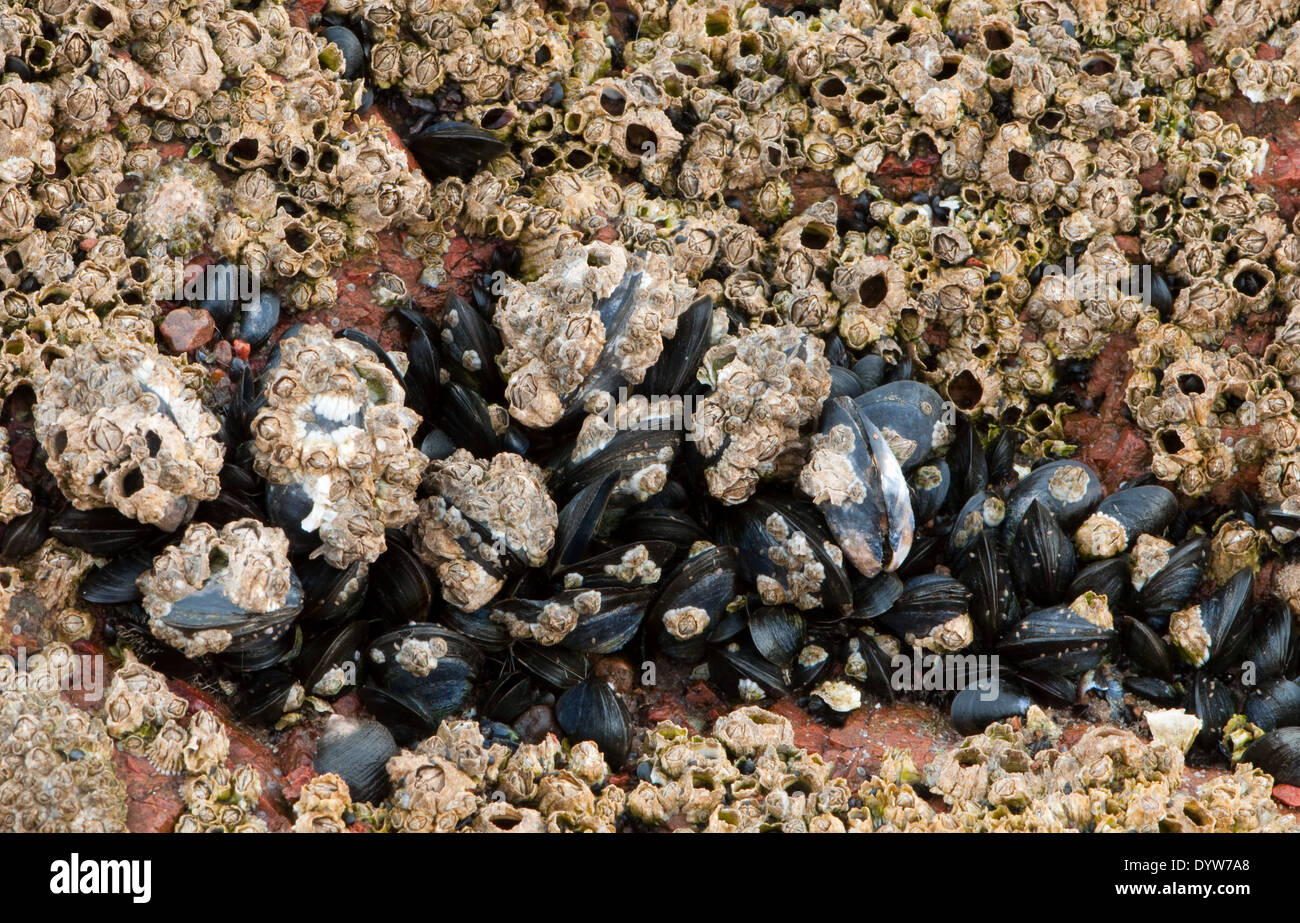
159,307 -> 216,353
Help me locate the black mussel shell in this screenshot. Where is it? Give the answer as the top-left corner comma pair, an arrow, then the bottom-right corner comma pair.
1121,615 -> 1173,681
948,417 -> 988,502
299,620 -> 367,698
551,429 -> 680,506
314,717 -> 399,804
367,625 -> 482,732
807,397 -> 914,579
618,507 -> 709,550
955,530 -> 1019,644
298,557 -> 369,626
1011,668 -> 1079,705
263,482 -> 320,556
950,680 -> 1031,734
854,380 -> 950,472
1067,556 -> 1130,610
50,507 -> 169,555
1122,674 -> 1182,705
1241,727 -> 1300,786
555,676 -> 631,766
1136,536 -> 1207,623
985,429 -> 1018,485
878,574 -> 972,652
0,507 -> 49,563
358,686 -> 435,747
514,642 -> 589,690
233,668 -> 300,725
946,490 -> 1005,558
1011,500 -> 1077,606
233,291 -> 280,348
1262,501 -> 1300,545
197,488 -> 267,527
1245,604 -> 1293,682
552,472 -> 618,571
1244,679 -> 1300,733
340,329 -> 406,387
725,494 -> 852,617
558,586 -> 653,654
997,603 -> 1114,676
652,545 -> 739,661
793,640 -> 831,688
439,292 -> 502,395
79,547 -> 154,605
847,631 -> 896,700
320,25 -> 366,79
558,541 -> 675,589
828,365 -> 865,400
442,605 -> 512,650
408,121 -> 509,181
850,571 -> 903,621
1074,485 -> 1178,559
481,670 -> 538,724
1002,459 -> 1102,545
1171,567 -> 1253,672
398,310 -> 440,426
710,638 -> 790,700
219,623 -> 301,673
436,381 -> 506,459
851,355 -> 885,391
367,539 -> 434,627
1189,673 -> 1235,750
640,296 -> 713,397
748,606 -> 805,669
909,460 -> 950,524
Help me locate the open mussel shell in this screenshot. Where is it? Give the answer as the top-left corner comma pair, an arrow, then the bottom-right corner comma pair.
298,557 -> 369,626
1011,500 -> 1076,606
366,625 -> 482,735
908,460 -> 950,524
0,507 -> 49,563
1241,727 -> 1300,786
651,545 -> 739,661
552,472 -> 618,571
1136,536 -> 1207,623
808,397 -> 914,579
1002,459 -> 1102,545
1121,616 -> 1173,681
79,547 -> 154,605
554,676 -> 631,766
997,604 -> 1114,676
724,494 -> 851,616
559,586 -> 653,654
1074,484 -> 1178,559
954,530 -> 1018,644
298,620 -> 367,698
514,642 -> 589,690
854,380 -> 950,473
314,717 -> 400,805
1189,673 -> 1235,750
1067,556 -> 1130,610
1170,567 -> 1253,672
748,606 -> 806,669
878,574 -> 972,653
946,490 -> 1005,558
367,539 -> 434,627
950,680 -> 1031,735
1244,679 -> 1300,733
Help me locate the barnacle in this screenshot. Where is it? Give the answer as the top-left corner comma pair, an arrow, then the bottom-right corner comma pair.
34,337 -> 223,532
250,324 -> 424,568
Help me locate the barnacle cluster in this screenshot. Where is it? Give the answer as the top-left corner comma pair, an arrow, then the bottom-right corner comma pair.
416,450 -> 557,611
176,763 -> 268,833
251,324 -> 425,568
33,336 -> 223,531
0,644 -> 126,832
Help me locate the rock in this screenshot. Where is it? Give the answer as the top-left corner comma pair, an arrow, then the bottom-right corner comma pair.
160,308 -> 216,353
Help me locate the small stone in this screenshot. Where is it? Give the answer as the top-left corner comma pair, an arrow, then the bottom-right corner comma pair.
160,308 -> 216,353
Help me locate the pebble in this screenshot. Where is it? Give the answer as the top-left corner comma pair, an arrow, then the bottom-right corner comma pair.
160,307 -> 216,353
